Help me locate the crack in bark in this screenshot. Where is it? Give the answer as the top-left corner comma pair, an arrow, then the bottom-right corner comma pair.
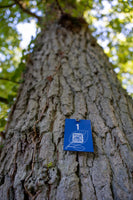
76,152 -> 82,200
90,162 -> 98,200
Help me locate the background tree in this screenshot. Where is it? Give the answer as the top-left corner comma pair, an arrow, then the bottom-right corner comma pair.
0,1 -> 133,199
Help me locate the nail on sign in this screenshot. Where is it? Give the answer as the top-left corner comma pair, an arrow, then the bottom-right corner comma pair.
64,119 -> 94,152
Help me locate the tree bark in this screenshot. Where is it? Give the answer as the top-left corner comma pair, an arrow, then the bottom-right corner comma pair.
0,21 -> 133,200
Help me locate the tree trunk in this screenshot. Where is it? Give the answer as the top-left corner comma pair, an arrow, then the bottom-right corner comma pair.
0,20 -> 133,200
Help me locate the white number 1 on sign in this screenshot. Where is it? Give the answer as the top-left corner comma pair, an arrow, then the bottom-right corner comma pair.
76,124 -> 79,130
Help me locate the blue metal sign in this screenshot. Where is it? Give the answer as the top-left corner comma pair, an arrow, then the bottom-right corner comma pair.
64,119 -> 94,152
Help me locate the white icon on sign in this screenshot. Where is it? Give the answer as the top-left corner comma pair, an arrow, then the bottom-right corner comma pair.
72,133 -> 83,143
65,130 -> 89,151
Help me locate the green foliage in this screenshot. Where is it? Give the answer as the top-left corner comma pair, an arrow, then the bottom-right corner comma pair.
83,0 -> 133,96
0,103 -> 8,131
0,0 -> 133,131
0,144 -> 4,149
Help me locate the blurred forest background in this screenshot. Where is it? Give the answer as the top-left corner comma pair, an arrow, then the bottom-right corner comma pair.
0,0 -> 133,132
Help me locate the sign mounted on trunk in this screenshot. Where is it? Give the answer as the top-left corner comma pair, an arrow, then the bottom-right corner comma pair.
64,119 -> 94,152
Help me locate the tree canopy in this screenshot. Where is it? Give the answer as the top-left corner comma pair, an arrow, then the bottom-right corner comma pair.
0,0 -> 133,131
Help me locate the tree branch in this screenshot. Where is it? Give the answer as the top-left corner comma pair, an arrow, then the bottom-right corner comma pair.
13,0 -> 42,23
0,77 -> 20,84
55,0 -> 64,15
0,97 -> 8,104
0,3 -> 15,9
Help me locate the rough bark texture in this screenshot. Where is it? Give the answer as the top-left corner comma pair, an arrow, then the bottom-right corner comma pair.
0,21 -> 133,200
